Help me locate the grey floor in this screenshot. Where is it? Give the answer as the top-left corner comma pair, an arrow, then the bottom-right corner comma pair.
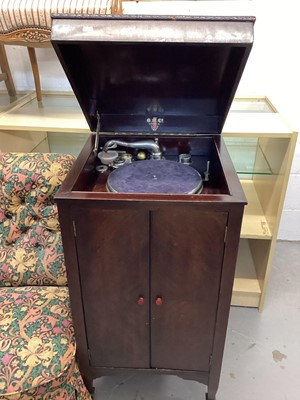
93,241 -> 300,400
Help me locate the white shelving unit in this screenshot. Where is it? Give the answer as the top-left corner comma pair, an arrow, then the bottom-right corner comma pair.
223,97 -> 297,310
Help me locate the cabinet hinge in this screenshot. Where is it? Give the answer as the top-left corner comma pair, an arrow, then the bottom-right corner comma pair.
209,354 -> 212,366
72,220 -> 77,237
224,226 -> 228,243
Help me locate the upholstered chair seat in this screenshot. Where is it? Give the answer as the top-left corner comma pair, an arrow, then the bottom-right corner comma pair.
0,153 -> 91,399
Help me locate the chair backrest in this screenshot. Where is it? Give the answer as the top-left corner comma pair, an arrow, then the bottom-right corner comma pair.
0,0 -> 123,45
0,152 -> 74,287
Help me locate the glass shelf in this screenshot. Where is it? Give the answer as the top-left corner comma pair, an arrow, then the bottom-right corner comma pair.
48,132 -> 89,157
224,137 -> 272,176
230,97 -> 276,113
0,91 -> 27,111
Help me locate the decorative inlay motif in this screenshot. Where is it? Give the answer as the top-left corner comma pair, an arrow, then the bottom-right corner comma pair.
0,28 -> 50,43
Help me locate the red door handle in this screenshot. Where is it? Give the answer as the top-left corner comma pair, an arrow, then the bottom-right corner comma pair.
137,296 -> 144,306
155,296 -> 163,306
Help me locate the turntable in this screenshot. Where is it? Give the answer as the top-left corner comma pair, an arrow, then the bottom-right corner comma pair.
106,159 -> 203,194
53,15 -> 254,400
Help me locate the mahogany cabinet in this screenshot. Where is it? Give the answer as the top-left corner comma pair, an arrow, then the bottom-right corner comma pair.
52,15 -> 254,399
56,134 -> 246,400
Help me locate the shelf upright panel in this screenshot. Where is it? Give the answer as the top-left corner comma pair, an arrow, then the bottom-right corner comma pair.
225,96 -> 298,310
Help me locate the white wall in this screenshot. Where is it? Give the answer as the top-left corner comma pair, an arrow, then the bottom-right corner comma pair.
1,0 -> 299,240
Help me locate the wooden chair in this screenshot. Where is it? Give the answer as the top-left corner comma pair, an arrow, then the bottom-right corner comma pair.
0,44 -> 16,98
0,0 -> 122,101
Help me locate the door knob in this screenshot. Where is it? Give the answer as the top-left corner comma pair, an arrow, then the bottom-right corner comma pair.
155,296 -> 163,306
137,296 -> 144,305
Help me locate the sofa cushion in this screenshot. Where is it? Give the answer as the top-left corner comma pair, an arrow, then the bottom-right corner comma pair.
0,286 -> 90,398
0,359 -> 90,400
0,153 -> 74,286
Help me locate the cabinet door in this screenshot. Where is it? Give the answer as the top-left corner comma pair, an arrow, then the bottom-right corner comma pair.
151,209 -> 228,371
73,207 -> 150,368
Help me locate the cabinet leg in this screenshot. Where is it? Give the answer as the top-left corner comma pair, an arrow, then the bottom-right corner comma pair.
206,391 -> 216,400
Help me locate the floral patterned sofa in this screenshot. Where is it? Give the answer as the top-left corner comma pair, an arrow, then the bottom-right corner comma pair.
0,152 -> 91,399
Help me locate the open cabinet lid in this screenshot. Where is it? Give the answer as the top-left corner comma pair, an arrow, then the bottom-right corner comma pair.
51,15 -> 255,134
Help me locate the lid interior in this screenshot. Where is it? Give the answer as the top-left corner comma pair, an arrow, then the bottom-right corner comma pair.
52,15 -> 254,134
